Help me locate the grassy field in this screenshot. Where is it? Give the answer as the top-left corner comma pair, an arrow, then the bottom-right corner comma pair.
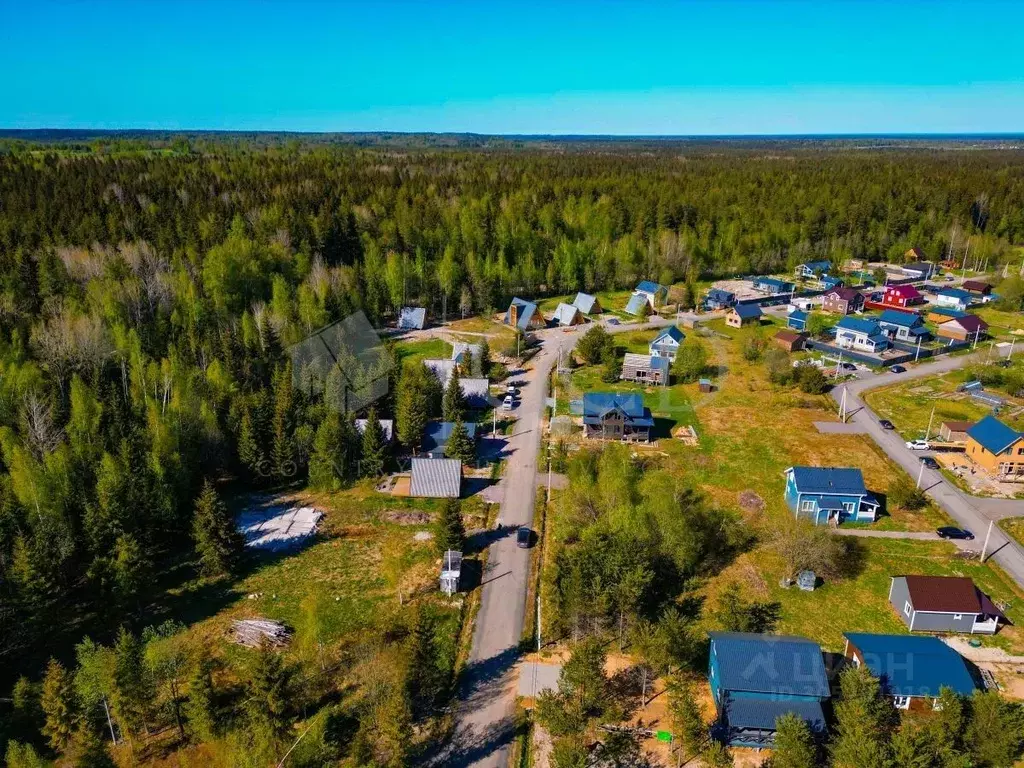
1001,517 -> 1024,550
547,315 -> 1024,655
975,305 -> 1024,336
864,367 -> 1024,441
394,337 -> 452,369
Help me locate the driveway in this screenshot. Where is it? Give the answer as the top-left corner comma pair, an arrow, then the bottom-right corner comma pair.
832,349 -> 1024,589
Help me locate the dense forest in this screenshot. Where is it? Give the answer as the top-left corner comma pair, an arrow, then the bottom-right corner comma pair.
1,137 -> 1024,765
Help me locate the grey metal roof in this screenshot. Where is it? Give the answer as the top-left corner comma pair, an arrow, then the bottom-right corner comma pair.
625,293 -> 648,315
459,378 -> 491,407
709,632 -> 830,698
451,342 -> 482,364
398,307 -> 426,330
423,358 -> 457,383
410,458 -> 462,498
505,297 -> 539,330
552,302 -> 581,326
572,292 -> 599,314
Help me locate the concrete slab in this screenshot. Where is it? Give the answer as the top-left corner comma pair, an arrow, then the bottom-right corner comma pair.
814,421 -> 867,434
518,662 -> 562,699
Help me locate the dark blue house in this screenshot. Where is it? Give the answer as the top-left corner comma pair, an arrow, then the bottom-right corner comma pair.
844,633 -> 978,711
422,421 -> 479,459
752,276 -> 796,295
877,310 -> 930,342
785,466 -> 880,524
709,632 -> 830,748
705,288 -> 737,310
582,393 -> 654,442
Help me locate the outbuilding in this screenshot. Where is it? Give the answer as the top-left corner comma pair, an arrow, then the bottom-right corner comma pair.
889,575 -> 1006,635
773,329 -> 806,352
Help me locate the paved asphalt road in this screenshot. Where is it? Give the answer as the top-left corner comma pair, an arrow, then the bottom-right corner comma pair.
833,349 -> 1024,588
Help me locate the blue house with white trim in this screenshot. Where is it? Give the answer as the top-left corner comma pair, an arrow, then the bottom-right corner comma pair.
705,288 -> 736,310
794,261 -> 831,279
935,288 -> 973,311
752,276 -> 796,295
649,326 -> 685,361
709,632 -> 830,748
843,633 -> 978,711
784,466 -> 880,524
788,309 -> 808,331
834,316 -> 889,353
877,310 -> 930,342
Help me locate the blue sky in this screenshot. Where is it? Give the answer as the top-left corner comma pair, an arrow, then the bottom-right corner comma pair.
3,0 -> 1023,134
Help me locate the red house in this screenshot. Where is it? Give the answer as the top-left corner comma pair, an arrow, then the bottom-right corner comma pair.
882,284 -> 923,308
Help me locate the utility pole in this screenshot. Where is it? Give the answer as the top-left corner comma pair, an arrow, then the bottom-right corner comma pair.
925,404 -> 936,442
915,335 -> 922,362
916,461 -> 926,489
839,386 -> 847,422
973,326 -> 981,350
980,520 -> 994,562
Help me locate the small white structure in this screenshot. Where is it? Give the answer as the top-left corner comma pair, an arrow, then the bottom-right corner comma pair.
440,550 -> 463,595
237,504 -> 324,552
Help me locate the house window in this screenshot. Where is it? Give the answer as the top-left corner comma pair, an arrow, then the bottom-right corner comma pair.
904,601 -> 912,617
892,696 -> 911,710
843,502 -> 855,514
953,614 -> 963,621
800,500 -> 816,512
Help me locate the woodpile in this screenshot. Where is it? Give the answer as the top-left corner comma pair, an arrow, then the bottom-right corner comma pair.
230,619 -> 291,648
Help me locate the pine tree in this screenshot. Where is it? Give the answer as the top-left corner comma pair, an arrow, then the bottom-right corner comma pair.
237,406 -> 264,477
11,675 -> 41,737
112,533 -> 152,608
434,499 -> 466,554
407,609 -> 445,715
309,412 -> 344,489
192,480 -> 245,576
966,689 -> 1023,768
830,665 -> 892,768
40,658 -> 77,752
478,337 -> 491,377
442,368 -> 465,422
396,366 -> 429,450
184,656 -> 218,742
360,406 -> 388,477
68,720 -> 116,768
245,639 -> 291,738
666,676 -> 705,761
5,740 -> 47,768
271,362 -> 296,478
768,712 -> 817,768
112,627 -> 151,742
444,416 -> 475,465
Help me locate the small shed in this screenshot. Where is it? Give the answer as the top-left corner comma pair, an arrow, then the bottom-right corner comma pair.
699,378 -> 713,393
552,302 -> 584,327
939,421 -> 974,443
440,550 -> 463,595
774,329 -> 806,352
797,571 -> 817,592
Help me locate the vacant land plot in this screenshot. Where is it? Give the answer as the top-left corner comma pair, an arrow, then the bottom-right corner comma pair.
394,337 -> 452,369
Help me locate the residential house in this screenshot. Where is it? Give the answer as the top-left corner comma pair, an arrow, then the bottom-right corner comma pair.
773,330 -> 806,352
889,575 -> 1006,635
582,393 -> 654,442
752,276 -> 795,295
705,288 -> 736,310
938,420 -> 974,443
708,632 -> 830,748
843,633 -> 978,711
784,466 -> 880,524
504,297 -> 546,330
398,307 -> 427,330
881,284 -> 924,308
422,421 -> 479,459
794,260 -> 831,279
649,326 -> 685,361
451,342 -> 482,368
422,359 -> 490,406
935,288 -> 973,311
422,358 -> 457,384
572,292 -> 602,315
834,317 -> 889,353
962,280 -> 993,296
787,309 -> 808,331
624,293 -> 650,316
458,379 -> 492,408
410,458 -> 462,498
726,303 -> 762,328
633,280 -> 669,309
900,261 -> 937,280
820,275 -> 844,291
904,247 -> 928,262
965,415 -> 1024,481
354,418 -> 395,443
552,302 -> 584,327
926,306 -> 967,324
822,287 -> 864,315
877,310 -> 930,342
937,315 -> 988,342
621,353 -> 670,386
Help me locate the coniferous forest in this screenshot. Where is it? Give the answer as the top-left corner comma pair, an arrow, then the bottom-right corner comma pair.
1,135 -> 1024,765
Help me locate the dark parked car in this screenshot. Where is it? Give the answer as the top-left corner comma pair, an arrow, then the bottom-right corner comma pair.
920,456 -> 939,470
890,365 -> 907,374
879,419 -> 895,430
937,526 -> 975,541
517,526 -> 533,548
840,362 -> 857,371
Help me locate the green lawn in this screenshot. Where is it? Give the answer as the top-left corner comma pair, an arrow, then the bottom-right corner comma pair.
395,337 -> 452,369
1001,517 -> 1024,550
974,305 -> 1024,336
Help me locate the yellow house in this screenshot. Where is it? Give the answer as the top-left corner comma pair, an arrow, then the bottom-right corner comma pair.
965,416 -> 1024,481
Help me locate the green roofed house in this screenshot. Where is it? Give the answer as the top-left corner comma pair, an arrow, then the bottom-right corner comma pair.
708,632 -> 830,748
843,633 -> 978,711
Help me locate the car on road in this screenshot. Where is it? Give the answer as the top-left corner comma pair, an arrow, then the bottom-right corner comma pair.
920,456 -> 940,470
840,362 -> 857,371
506,385 -> 519,397
945,275 -> 956,281
905,439 -> 930,450
890,365 -> 906,373
937,526 -> 975,541
607,318 -> 620,326
502,395 -> 515,410
879,419 -> 895,430
516,526 -> 533,548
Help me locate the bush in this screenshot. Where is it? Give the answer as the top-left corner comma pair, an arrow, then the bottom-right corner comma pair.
577,325 -> 612,365
673,338 -> 709,383
764,348 -> 793,385
888,476 -> 927,510
795,364 -> 830,394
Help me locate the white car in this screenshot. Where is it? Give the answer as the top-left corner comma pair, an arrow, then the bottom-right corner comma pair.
905,439 -> 930,451
506,386 -> 519,397
502,395 -> 515,410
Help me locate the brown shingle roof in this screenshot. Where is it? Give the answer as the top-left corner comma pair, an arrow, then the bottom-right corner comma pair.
774,329 -> 803,343
904,575 -> 982,614
941,420 -> 975,433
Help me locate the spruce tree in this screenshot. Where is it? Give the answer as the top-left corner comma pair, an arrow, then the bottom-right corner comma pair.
830,665 -> 892,768
245,639 -> 291,738
478,337 -> 491,377
309,411 -> 344,490
444,416 -> 475,465
40,659 -> 77,752
768,712 -> 817,768
434,499 -> 466,554
112,627 -> 152,742
192,480 -> 244,577
271,362 -> 296,478
396,366 -> 428,450
360,407 -> 388,477
112,533 -> 152,608
442,369 -> 465,422
184,656 -> 218,742
237,407 -> 264,478
407,609 -> 445,715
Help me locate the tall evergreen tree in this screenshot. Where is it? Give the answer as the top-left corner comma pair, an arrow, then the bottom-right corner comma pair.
767,712 -> 817,768
112,627 -> 152,742
245,640 -> 291,738
407,609 -> 445,715
184,656 -> 218,742
442,369 -> 465,422
191,480 -> 244,577
830,666 -> 892,768
444,415 -> 475,465
396,366 -> 429,450
309,411 -> 344,489
478,337 -> 491,377
40,659 -> 77,752
271,362 -> 296,478
360,406 -> 388,477
434,499 -> 466,554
